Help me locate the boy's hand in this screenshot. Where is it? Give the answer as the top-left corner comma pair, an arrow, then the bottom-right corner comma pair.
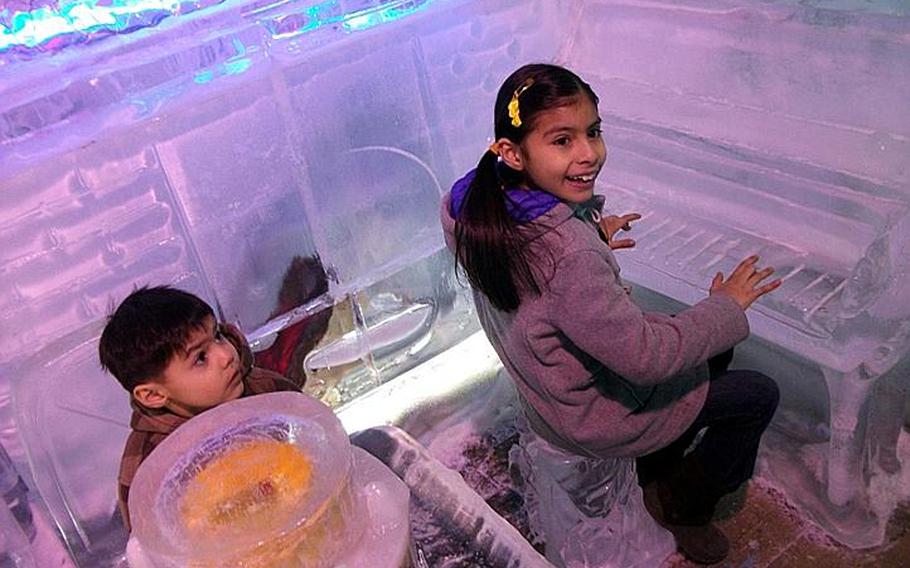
710,255 -> 782,310
598,213 -> 641,250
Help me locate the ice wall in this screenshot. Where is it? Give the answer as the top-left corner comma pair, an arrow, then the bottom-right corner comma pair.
0,0 -> 575,564
1,0 -> 909,563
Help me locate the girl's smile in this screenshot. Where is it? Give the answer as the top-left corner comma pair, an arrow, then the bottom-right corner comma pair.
510,95 -> 606,203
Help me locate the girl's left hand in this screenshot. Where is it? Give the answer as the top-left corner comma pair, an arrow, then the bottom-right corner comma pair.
599,213 -> 641,250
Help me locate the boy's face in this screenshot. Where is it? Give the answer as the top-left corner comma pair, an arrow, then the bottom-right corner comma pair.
133,316 -> 244,417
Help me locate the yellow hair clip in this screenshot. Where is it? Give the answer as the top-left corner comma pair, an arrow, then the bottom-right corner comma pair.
508,78 -> 534,127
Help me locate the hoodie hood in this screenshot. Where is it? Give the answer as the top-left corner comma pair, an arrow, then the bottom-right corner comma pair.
450,168 -> 607,224
449,168 -> 562,223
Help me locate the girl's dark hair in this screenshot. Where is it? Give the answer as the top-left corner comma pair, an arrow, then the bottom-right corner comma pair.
454,64 -> 599,312
99,285 -> 214,391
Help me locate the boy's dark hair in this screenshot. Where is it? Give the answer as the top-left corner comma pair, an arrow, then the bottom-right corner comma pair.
99,285 -> 214,392
454,63 -> 600,312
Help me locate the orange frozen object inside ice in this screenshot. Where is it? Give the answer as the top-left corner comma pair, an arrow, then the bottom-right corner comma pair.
180,439 -> 313,533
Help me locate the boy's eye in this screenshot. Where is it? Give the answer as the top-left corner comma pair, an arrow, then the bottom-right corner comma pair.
588,127 -> 603,138
553,137 -> 570,146
195,350 -> 207,365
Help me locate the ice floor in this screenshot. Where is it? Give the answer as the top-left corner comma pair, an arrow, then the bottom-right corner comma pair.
400,342 -> 910,568
421,416 -> 910,567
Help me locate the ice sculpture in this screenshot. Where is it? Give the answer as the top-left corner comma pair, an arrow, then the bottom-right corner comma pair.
1,0 -> 567,563
510,417 -> 675,568
1,0 -> 908,563
351,425 -> 551,568
563,0 -> 910,548
0,495 -> 36,568
127,392 -> 410,567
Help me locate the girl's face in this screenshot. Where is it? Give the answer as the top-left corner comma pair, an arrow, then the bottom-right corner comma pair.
512,95 -> 606,203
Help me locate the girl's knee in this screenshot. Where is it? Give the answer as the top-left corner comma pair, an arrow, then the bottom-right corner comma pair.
727,369 -> 779,415
752,372 -> 780,416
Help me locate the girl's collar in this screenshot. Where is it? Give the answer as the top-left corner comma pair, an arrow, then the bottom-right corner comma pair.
450,168 -> 605,224
503,186 -> 561,223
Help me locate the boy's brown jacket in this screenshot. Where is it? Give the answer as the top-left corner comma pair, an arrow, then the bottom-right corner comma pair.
116,323 -> 298,530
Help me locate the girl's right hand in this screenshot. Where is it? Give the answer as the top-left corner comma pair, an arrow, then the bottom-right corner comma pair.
709,255 -> 782,310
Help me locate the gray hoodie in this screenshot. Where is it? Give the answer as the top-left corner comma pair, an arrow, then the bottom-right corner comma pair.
440,190 -> 749,458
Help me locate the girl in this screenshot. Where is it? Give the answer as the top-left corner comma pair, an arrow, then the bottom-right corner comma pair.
440,63 -> 781,565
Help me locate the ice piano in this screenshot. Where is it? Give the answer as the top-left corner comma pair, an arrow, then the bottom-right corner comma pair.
563,0 -> 910,549
0,0 -> 908,565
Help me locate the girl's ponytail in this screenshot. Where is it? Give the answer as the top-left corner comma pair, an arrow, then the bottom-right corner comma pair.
454,150 -> 539,312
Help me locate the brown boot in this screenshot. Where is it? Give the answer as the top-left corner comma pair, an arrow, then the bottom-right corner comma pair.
643,481 -> 729,565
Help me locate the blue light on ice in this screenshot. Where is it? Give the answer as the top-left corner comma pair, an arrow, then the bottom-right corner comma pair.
1,0 -> 437,55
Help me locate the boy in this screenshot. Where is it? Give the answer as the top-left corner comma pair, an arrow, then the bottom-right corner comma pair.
99,285 -> 298,530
